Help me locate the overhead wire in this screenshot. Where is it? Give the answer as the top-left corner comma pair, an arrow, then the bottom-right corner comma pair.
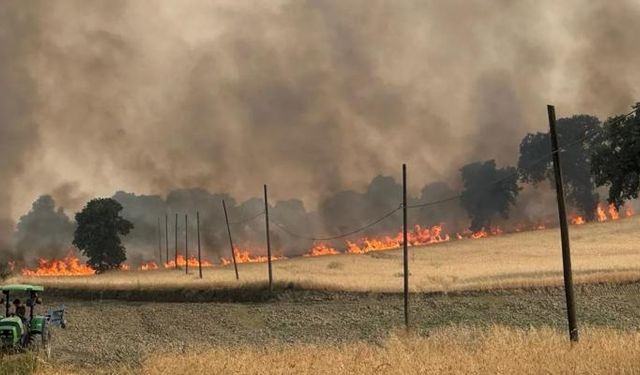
268,107 -> 639,238
272,205 -> 402,241
228,210 -> 265,225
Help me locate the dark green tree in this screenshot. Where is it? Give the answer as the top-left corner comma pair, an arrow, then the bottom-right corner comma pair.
460,160 -> 520,232
73,198 -> 133,272
591,103 -> 640,208
518,115 -> 601,220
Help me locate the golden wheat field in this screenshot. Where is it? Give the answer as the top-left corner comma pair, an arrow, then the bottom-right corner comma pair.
19,326 -> 640,375
11,216 -> 640,293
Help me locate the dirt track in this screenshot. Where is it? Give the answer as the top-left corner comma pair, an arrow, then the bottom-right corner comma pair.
41,282 -> 640,369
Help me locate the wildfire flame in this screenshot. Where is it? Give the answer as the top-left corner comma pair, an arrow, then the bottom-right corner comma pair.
346,224 -> 450,254
625,207 -> 635,217
304,243 -> 340,257
164,255 -> 214,268
20,254 -> 95,276
596,204 -> 608,222
13,202 -> 636,276
138,261 -> 159,271
220,247 -> 286,266
608,203 -> 620,220
571,216 -> 586,225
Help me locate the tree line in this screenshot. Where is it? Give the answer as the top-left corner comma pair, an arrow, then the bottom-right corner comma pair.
463,103 -> 640,231
5,103 -> 639,272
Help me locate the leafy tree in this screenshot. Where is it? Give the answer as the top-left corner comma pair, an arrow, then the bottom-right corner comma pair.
518,115 -> 601,220
73,198 -> 133,272
460,160 -> 520,232
591,103 -> 640,207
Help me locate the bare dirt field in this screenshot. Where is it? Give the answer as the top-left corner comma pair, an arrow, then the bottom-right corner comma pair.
1,281 -> 634,374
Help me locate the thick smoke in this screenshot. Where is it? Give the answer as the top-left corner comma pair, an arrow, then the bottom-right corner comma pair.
1,1 -> 640,256
0,3 -> 43,251
12,196 -> 74,263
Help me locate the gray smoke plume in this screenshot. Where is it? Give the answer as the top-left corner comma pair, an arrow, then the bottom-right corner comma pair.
1,1 -> 640,258
0,3 -> 44,251
12,195 -> 75,263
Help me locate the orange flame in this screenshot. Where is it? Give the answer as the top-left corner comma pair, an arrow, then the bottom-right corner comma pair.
571,216 -> 586,225
625,206 -> 635,217
608,204 -> 620,220
304,243 -> 340,257
164,255 -> 214,268
20,254 -> 95,276
346,224 -> 450,254
596,204 -> 608,222
220,248 -> 286,266
470,229 -> 488,239
138,261 -> 159,271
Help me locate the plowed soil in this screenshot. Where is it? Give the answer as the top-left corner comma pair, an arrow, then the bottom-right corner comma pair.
43,282 -> 640,369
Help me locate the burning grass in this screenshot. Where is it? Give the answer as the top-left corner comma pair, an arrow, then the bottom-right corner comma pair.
8,215 -> 640,297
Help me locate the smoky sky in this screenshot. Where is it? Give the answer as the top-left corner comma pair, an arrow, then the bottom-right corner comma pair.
1,0 -> 640,250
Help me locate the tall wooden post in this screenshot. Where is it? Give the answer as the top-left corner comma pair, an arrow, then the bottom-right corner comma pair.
165,214 -> 169,268
402,163 -> 409,329
174,213 -> 178,269
197,211 -> 203,279
222,200 -> 240,280
185,214 -> 189,275
264,184 -> 273,291
157,216 -> 162,264
548,104 -> 579,342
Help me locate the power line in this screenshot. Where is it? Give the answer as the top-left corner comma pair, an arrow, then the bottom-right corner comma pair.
229,210 -> 265,225
248,107 -> 639,239
272,205 -> 402,241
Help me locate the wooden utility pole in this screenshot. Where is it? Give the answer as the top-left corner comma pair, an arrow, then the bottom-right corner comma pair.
548,104 -> 579,342
222,200 -> 240,280
185,214 -> 189,275
264,184 -> 273,292
402,163 -> 409,329
197,211 -> 203,279
165,214 -> 169,268
157,216 -> 162,264
174,213 -> 178,269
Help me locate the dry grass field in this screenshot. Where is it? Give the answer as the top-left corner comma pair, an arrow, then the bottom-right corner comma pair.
7,326 -> 640,374
4,217 -> 640,375
140,326 -> 640,375
10,216 -> 640,294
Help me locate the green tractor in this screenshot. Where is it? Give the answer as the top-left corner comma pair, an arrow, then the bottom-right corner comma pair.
0,284 -> 66,358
